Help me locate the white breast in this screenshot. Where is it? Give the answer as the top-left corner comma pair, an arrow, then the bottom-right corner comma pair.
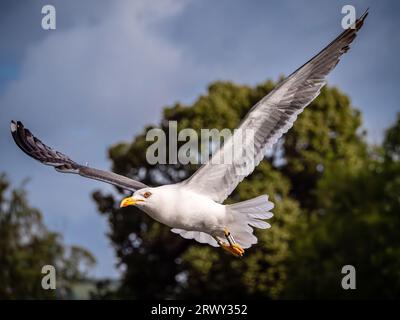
142,184 -> 227,232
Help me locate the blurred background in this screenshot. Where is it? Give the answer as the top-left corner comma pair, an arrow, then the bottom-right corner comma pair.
1,0 -> 399,299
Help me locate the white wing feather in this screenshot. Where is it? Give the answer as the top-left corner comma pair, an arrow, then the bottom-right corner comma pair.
181,11 -> 368,203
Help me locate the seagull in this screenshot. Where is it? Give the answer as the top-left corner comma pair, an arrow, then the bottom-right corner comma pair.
10,11 -> 367,257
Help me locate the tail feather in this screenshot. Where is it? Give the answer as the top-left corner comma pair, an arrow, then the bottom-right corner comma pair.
248,219 -> 271,229
227,195 -> 274,248
170,195 -> 274,250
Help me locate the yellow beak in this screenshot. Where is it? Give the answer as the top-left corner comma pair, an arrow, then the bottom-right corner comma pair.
120,196 -> 143,208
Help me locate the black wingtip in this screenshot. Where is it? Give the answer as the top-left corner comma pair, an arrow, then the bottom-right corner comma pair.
359,8 -> 369,21
10,120 -> 17,133
356,9 -> 369,30
10,120 -> 26,134
10,120 -> 36,160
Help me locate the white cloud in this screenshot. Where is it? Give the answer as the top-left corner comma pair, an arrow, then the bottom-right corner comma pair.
1,0 -> 202,194
2,0 -> 195,145
0,0 -> 205,222
0,0 -> 199,278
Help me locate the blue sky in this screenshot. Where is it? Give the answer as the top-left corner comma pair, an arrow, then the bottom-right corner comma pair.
0,0 -> 399,278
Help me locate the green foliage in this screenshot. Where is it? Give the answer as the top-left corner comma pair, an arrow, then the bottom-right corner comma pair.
283,115 -> 400,298
0,174 -> 96,299
384,113 -> 400,161
93,79 -> 399,299
284,159 -> 400,298
281,86 -> 367,210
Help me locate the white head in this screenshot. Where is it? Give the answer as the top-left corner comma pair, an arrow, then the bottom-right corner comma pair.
119,188 -> 157,211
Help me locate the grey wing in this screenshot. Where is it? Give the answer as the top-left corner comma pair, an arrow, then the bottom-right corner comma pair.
182,10 -> 368,203
10,120 -> 148,192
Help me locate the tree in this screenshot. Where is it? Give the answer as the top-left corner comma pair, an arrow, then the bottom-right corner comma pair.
0,174 -> 96,299
93,80 -> 368,299
280,86 -> 367,210
383,112 -> 400,161
283,116 -> 400,298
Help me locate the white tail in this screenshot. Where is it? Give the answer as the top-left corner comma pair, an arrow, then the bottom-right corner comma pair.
226,195 -> 274,248
171,195 -> 274,249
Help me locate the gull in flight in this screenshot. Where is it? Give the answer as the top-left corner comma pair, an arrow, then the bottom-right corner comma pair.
11,11 -> 367,257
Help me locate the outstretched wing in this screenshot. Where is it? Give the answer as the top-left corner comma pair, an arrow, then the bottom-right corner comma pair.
182,10 -> 368,203
11,120 -> 148,192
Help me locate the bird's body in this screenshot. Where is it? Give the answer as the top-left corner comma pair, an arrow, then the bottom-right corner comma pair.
125,184 -> 273,250
139,185 -> 227,232
10,10 -> 368,257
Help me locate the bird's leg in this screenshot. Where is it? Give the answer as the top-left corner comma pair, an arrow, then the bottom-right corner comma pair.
213,228 -> 245,257
224,228 -> 236,246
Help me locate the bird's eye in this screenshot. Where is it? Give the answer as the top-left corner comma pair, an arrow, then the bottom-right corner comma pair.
143,191 -> 152,198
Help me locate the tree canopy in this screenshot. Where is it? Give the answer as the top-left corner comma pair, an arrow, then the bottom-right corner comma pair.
0,174 -> 96,299
93,80 -> 400,299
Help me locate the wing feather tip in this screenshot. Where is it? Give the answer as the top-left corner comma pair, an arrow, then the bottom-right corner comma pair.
10,120 -> 17,133
355,9 -> 369,31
